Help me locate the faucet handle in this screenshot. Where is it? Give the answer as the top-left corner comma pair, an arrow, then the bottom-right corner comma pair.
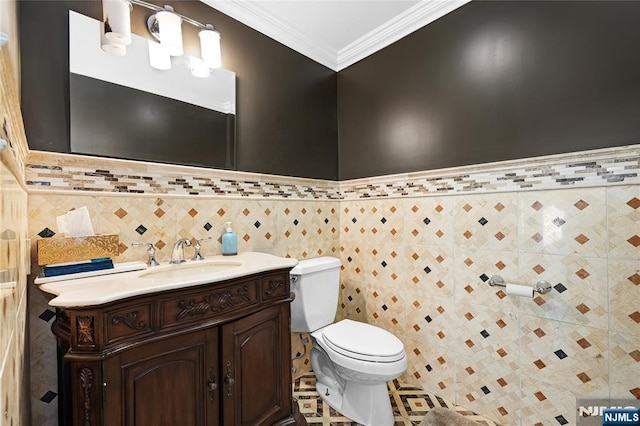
192,237 -> 213,261
131,242 -> 160,267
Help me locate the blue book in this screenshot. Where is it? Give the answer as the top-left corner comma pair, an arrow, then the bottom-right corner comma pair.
42,258 -> 114,277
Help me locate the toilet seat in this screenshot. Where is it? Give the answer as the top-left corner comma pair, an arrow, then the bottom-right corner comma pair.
321,319 -> 405,362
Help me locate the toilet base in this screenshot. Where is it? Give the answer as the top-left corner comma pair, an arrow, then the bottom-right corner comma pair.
315,380 -> 394,426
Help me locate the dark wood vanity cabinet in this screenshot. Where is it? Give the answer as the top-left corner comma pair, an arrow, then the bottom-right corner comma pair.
52,269 -> 304,426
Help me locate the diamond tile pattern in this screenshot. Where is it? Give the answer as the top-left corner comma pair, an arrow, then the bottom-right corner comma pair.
519,188 -> 607,256
24,149 -> 640,426
336,184 -> 640,425
608,186 -> 640,259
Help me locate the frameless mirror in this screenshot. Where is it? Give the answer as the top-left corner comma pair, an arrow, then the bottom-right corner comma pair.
68,11 -> 236,169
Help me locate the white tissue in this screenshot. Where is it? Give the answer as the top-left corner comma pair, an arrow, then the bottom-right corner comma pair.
505,283 -> 534,298
56,206 -> 95,237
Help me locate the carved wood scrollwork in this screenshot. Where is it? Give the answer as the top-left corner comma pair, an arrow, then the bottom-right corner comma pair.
111,311 -> 146,330
265,279 -> 284,295
79,367 -> 93,426
77,316 -> 95,344
176,286 -> 251,321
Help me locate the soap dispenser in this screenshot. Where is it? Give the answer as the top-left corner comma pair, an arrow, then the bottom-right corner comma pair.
221,222 -> 238,256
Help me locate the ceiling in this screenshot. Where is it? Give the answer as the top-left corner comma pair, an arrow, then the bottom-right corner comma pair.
202,0 -> 471,71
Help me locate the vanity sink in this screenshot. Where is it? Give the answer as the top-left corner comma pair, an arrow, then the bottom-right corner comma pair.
35,252 -> 298,307
138,260 -> 242,280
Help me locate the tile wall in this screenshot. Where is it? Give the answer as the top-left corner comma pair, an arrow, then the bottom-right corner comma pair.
26,145 -> 639,425
338,185 -> 639,425
0,36 -> 30,426
337,147 -> 640,425
27,153 -> 339,425
0,157 -> 28,426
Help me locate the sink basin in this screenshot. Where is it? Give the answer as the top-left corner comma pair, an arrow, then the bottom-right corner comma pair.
138,261 -> 242,280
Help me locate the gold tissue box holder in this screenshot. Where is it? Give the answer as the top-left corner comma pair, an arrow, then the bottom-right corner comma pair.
37,234 -> 120,266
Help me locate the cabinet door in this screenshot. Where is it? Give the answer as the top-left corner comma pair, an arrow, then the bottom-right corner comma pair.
221,303 -> 292,426
103,328 -> 219,426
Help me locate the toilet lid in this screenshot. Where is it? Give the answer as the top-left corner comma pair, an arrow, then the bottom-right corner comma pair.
322,319 -> 405,362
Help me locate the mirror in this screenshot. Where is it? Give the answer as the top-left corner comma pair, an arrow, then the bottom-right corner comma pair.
68,11 -> 236,169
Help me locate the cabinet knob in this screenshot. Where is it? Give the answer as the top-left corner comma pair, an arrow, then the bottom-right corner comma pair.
225,361 -> 235,397
207,368 -> 217,402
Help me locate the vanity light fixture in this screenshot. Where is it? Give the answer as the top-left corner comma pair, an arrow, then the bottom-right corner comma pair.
101,0 -> 222,76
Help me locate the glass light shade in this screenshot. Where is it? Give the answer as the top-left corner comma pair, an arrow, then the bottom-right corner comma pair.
101,42 -> 126,56
198,29 -> 222,69
156,10 -> 183,56
190,57 -> 210,78
102,0 -> 131,45
148,40 -> 171,70
101,22 -> 126,56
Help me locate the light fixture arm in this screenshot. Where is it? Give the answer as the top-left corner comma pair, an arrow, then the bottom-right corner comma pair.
129,0 -> 214,31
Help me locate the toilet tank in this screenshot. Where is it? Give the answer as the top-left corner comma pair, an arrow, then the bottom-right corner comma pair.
290,256 -> 341,332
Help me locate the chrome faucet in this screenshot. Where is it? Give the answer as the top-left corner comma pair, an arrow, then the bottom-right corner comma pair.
170,238 -> 192,264
192,237 -> 213,261
131,242 -> 160,267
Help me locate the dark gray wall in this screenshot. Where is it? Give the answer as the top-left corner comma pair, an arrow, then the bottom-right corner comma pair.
19,0 -> 338,180
21,1 -> 640,181
337,1 -> 640,179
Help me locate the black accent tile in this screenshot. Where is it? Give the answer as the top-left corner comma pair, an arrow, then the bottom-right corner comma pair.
424,266 -> 431,274
382,304 -> 388,311
480,329 -> 490,338
479,273 -> 489,282
40,390 -> 57,404
555,415 -> 569,425
347,296 -> 353,301
478,217 -> 488,226
554,349 -> 568,360
381,261 -> 387,267
481,386 -> 490,395
295,352 -> 301,357
324,218 -> 329,224
552,217 -> 566,227
135,225 -> 147,235
425,315 -> 432,323
203,222 -> 212,231
425,364 -> 433,372
381,217 -> 387,224
423,217 -> 431,225
554,283 -> 567,293
38,227 -> 56,238
293,219 -> 299,225
352,217 -> 357,223
347,256 -> 352,263
39,309 -> 56,322
254,221 -> 261,228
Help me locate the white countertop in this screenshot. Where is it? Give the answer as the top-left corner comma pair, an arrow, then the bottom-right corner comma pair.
37,252 -> 298,308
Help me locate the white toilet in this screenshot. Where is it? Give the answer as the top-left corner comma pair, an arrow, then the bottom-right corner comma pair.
290,257 -> 407,426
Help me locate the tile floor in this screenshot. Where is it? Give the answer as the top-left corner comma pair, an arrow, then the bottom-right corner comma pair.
293,372 -> 498,425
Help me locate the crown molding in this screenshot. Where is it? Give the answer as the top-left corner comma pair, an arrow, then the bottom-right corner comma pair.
202,0 -> 470,72
202,0 -> 338,70
337,0 -> 471,70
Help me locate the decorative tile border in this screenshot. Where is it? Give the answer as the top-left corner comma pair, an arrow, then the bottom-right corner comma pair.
26,145 -> 640,200
26,151 -> 341,200
340,144 -> 640,199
